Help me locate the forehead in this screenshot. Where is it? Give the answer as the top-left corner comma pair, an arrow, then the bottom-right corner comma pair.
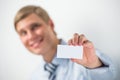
16,13 -> 45,32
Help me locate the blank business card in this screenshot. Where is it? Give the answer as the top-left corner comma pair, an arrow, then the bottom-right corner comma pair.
57,45 -> 83,59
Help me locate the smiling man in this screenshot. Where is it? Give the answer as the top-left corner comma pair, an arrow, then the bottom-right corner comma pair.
14,5 -> 116,80
15,13 -> 58,62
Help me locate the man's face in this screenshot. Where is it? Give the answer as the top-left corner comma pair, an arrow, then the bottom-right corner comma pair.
16,13 -> 57,55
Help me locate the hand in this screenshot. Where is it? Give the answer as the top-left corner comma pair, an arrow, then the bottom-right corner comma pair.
68,33 -> 103,68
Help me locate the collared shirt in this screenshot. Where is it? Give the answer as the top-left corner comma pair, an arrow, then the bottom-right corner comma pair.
31,39 -> 116,80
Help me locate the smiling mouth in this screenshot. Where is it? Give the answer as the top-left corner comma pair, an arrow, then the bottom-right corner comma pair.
30,38 -> 43,49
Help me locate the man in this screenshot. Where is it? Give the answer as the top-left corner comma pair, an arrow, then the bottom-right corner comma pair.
14,5 -> 116,80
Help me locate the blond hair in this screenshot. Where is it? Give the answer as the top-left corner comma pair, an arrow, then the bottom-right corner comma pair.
14,5 -> 50,30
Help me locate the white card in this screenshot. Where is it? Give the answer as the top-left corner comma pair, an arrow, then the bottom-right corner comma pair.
57,45 -> 83,59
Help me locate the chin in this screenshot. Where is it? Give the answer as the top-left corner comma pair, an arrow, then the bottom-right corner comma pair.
32,50 -> 42,55
28,46 -> 47,56
28,49 -> 41,55
31,52 -> 41,55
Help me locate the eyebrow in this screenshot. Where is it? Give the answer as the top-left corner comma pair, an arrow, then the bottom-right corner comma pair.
29,22 -> 41,27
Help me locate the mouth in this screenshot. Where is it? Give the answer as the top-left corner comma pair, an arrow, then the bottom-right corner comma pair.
30,38 -> 43,49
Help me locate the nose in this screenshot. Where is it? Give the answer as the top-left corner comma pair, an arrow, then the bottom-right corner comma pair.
27,31 -> 36,40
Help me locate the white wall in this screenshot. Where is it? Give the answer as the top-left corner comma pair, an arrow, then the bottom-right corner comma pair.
0,0 -> 120,80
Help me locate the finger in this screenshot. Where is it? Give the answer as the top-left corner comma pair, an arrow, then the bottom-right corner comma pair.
78,34 -> 88,45
83,40 -> 94,49
71,58 -> 83,65
83,41 -> 96,59
82,41 -> 94,59
73,33 -> 79,45
68,39 -> 73,45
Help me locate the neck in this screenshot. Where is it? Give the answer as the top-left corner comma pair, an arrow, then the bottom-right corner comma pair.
44,39 -> 61,63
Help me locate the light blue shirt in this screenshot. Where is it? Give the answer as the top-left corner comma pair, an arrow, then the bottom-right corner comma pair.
31,39 -> 116,80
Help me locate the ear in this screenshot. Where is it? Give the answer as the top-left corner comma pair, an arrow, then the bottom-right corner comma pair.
48,19 -> 54,30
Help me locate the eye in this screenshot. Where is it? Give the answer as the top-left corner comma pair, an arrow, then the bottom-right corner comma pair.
31,23 -> 41,31
19,30 -> 27,36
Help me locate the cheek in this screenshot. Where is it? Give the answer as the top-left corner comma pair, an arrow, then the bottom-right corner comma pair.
20,37 -> 28,47
36,26 -> 46,34
45,31 -> 55,43
37,27 -> 48,37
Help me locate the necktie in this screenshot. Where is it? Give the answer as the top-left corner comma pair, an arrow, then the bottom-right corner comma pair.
44,63 -> 58,80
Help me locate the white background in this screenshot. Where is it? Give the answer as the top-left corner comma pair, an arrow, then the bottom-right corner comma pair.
0,0 -> 120,80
